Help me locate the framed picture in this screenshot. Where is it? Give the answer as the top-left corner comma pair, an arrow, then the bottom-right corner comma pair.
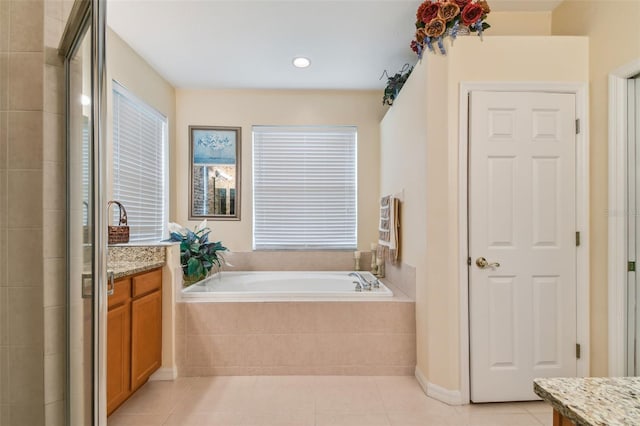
189,125 -> 241,220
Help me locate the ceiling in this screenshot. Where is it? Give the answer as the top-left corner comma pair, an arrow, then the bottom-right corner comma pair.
107,0 -> 563,90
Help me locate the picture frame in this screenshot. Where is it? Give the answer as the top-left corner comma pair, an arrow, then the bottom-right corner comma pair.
188,125 -> 241,221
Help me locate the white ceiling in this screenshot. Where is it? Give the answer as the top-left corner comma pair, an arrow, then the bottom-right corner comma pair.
107,0 -> 563,90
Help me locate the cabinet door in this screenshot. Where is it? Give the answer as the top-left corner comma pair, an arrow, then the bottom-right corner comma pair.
107,302 -> 131,416
131,290 -> 162,391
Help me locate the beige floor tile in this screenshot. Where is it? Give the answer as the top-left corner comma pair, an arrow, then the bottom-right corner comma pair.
315,412 -> 391,426
114,379 -> 195,416
455,401 -> 536,414
386,411 -> 456,426
244,410 -> 315,426
452,412 -> 543,426
163,410 -> 246,425
533,412 -> 553,426
524,401 -> 553,414
106,413 -> 169,426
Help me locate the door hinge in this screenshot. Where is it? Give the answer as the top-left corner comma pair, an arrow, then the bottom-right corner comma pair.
630,261 -> 636,272
575,119 -> 580,135
576,343 -> 581,359
576,231 -> 581,246
467,257 -> 471,266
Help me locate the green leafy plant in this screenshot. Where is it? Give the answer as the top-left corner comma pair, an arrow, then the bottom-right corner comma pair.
382,64 -> 413,106
168,220 -> 228,285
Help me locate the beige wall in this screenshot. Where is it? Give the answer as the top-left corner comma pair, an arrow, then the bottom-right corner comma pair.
380,36 -> 589,392
175,89 -> 386,252
489,11 -> 551,35
106,28 -> 176,219
552,0 -> 640,377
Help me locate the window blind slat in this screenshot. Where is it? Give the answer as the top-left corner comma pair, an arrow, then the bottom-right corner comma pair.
252,125 -> 357,250
112,82 -> 167,243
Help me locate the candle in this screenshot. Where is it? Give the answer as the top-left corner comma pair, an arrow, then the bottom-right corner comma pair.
370,243 -> 377,250
376,256 -> 383,266
354,251 -> 361,259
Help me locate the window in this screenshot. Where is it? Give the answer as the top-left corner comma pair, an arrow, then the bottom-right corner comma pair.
112,82 -> 167,242
253,125 -> 357,250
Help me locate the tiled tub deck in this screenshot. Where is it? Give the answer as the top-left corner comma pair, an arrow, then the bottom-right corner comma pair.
175,299 -> 416,376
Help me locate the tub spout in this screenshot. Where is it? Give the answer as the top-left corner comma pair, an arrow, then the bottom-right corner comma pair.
348,272 -> 371,291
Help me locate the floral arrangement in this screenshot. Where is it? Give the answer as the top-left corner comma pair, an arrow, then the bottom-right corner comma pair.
381,64 -> 413,106
168,220 -> 228,286
411,0 -> 491,57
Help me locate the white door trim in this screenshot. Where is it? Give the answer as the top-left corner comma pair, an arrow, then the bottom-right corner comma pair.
608,59 -> 640,377
459,81 -> 590,404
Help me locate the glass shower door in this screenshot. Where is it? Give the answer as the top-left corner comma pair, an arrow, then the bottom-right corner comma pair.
628,74 -> 640,376
62,0 -> 107,424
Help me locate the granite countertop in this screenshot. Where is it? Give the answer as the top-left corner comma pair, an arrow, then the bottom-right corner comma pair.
109,261 -> 165,279
534,377 -> 640,426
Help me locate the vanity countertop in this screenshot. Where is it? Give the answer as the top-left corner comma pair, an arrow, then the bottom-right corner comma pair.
534,377 -> 640,426
109,260 -> 165,279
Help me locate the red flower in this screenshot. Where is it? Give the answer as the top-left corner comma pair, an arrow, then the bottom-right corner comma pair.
416,1 -> 432,22
421,2 -> 441,24
461,2 -> 483,25
453,0 -> 471,9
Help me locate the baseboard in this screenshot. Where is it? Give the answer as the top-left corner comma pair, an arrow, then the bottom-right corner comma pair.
149,367 -> 177,381
415,366 -> 464,406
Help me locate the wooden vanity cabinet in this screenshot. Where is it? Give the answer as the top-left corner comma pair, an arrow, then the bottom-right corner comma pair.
107,268 -> 162,416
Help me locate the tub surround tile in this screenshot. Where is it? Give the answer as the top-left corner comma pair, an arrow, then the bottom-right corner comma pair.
8,228 -> 42,284
8,52 -> 43,111
0,55 -> 8,111
0,1 -> 9,53
9,1 -> 44,53
8,111 -> 43,169
383,261 -> 416,301
8,170 -> 42,227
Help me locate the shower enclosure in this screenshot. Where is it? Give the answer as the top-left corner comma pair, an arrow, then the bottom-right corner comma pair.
59,0 -> 107,424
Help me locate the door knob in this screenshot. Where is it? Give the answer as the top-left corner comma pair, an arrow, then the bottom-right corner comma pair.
476,257 -> 500,269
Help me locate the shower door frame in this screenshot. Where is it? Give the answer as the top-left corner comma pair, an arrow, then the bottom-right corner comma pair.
59,0 -> 108,424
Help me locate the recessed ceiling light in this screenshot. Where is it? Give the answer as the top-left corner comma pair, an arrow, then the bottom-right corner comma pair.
292,57 -> 311,68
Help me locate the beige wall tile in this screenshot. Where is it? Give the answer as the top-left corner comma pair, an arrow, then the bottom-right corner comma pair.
43,257 -> 65,307
43,209 -> 64,258
8,52 -> 43,110
8,228 -> 43,284
8,170 -> 42,227
44,16 -> 62,50
9,346 -> 44,405
44,0 -> 61,20
43,162 -> 64,210
0,1 -> 9,53
45,45 -> 63,67
0,288 -> 6,345
0,346 -> 7,405
9,402 -> 45,426
43,112 -> 63,163
44,353 -> 64,404
44,305 -> 65,355
7,111 -> 43,169
0,54 -> 7,111
45,400 -> 66,426
10,1 -> 44,53
9,286 -> 43,347
185,335 -> 211,367
44,64 -> 63,114
0,228 -> 6,286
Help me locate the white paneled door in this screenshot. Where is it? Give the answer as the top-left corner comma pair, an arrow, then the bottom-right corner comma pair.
469,91 -> 578,402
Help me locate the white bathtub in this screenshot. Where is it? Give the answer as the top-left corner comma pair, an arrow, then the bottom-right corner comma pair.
180,271 -> 393,301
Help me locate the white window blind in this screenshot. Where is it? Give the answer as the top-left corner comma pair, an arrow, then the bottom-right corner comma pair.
112,82 -> 167,242
253,125 -> 357,250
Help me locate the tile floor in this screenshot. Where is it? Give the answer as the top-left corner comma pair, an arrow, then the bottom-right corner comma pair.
108,376 -> 553,426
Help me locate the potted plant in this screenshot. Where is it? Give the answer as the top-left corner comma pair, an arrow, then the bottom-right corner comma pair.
168,220 -> 228,286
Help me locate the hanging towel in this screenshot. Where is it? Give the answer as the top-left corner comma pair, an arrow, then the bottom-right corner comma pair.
378,195 -> 400,264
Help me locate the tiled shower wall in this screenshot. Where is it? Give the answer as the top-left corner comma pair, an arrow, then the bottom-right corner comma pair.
0,0 -> 70,424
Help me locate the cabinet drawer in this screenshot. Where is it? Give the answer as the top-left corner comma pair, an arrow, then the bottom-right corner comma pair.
108,277 -> 131,310
132,268 -> 162,298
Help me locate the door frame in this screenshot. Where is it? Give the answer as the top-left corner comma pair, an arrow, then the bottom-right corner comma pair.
458,82 -> 590,404
608,59 -> 640,377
